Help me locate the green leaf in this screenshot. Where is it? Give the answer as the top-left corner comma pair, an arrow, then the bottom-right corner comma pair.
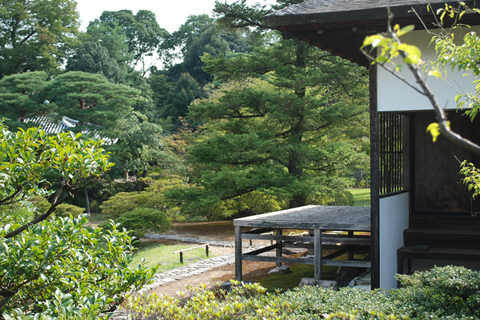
426,122 -> 441,142
397,25 -> 415,37
428,70 -> 442,78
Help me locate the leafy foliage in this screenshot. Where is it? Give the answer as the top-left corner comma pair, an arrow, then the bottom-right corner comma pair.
0,0 -> 80,78
122,281 -> 293,320
38,71 -> 140,132
0,122 -> 114,233
90,10 -> 169,73
0,71 -> 49,129
113,207 -> 172,238
66,42 -> 127,84
0,215 -> 156,318
175,39 -> 369,215
122,266 -> 480,319
100,174 -> 185,220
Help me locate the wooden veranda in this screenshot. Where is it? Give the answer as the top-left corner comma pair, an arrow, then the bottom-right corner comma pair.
234,205 -> 371,281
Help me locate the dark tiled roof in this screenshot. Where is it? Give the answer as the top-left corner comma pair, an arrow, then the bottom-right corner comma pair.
268,0 -> 446,18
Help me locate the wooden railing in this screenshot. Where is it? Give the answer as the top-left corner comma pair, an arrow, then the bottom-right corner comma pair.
173,244 -> 209,263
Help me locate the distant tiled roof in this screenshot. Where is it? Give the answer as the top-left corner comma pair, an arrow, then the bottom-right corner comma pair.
24,115 -> 117,145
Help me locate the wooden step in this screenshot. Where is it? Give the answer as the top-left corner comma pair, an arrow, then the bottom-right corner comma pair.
397,246 -> 480,275
398,246 -> 480,262
403,228 -> 480,250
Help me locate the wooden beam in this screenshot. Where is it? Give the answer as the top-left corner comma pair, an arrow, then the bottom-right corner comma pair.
276,229 -> 282,267
243,244 -> 278,256
314,228 -> 322,280
370,49 -> 380,289
235,226 -> 243,281
241,255 -> 315,264
241,234 -> 314,242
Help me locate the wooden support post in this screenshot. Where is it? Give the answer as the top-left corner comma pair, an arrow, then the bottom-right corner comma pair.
314,228 -> 322,280
276,229 -> 282,267
235,226 -> 243,281
348,231 -> 354,260
206,244 -> 209,257
180,251 -> 183,264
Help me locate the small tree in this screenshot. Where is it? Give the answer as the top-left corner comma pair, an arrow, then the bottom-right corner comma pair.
0,123 -> 156,317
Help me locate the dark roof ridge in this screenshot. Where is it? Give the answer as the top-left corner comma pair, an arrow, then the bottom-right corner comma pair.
267,0 -> 459,18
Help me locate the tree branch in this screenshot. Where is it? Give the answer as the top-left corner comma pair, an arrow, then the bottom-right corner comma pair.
386,17 -> 480,156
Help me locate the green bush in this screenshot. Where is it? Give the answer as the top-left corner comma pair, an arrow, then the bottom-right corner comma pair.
53,203 -> 85,218
122,281 -> 293,320
29,196 -> 85,218
122,266 -> 480,320
392,265 -> 480,318
114,207 -> 172,238
0,215 -> 157,319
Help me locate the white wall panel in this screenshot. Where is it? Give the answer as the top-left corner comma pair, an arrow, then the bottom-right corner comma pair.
379,192 -> 409,289
378,26 -> 480,112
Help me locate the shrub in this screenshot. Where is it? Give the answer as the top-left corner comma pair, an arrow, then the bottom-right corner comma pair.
53,203 -> 85,218
114,207 -> 172,238
122,281 -> 293,320
0,215 -> 157,319
122,266 -> 480,320
392,265 -> 480,318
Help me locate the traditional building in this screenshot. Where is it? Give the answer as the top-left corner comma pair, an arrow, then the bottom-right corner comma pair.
265,0 -> 480,289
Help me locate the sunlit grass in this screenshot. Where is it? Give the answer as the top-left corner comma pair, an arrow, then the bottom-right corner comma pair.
129,243 -> 213,272
348,188 -> 370,207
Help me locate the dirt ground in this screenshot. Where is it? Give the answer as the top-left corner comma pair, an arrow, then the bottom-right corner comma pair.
145,221 -> 292,299
147,259 -> 279,299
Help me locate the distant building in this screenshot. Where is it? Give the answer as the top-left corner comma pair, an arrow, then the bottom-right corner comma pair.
24,115 -> 117,145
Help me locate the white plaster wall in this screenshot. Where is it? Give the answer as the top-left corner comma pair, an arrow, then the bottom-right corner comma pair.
379,192 -> 409,289
377,26 -> 480,112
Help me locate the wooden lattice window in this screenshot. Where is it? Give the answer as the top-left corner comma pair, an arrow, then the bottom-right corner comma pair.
379,113 -> 405,195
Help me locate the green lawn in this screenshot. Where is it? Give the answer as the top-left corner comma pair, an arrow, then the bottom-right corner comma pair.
129,243 -> 212,272
348,188 -> 370,207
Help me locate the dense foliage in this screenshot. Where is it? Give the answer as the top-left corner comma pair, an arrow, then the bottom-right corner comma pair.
0,216 -> 156,318
0,0 -> 371,220
0,0 -> 80,78
0,123 -> 156,318
110,207 -> 172,238
122,266 -> 480,319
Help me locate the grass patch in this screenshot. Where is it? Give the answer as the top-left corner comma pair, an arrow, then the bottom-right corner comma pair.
256,264 -> 338,292
348,188 -> 370,207
129,243 -> 212,272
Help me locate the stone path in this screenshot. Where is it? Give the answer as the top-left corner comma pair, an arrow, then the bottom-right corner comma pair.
145,233 -> 235,248
138,253 -> 235,294
110,251 -> 236,320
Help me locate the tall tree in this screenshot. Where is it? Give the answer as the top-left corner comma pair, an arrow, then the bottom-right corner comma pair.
89,10 -> 169,74
172,39 -> 369,217
161,73 -> 204,126
0,0 -> 80,78
37,71 -> 140,134
161,14 -> 253,85
66,42 -> 127,83
164,0 -> 369,213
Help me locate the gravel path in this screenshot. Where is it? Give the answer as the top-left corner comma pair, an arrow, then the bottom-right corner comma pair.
145,233 -> 235,247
